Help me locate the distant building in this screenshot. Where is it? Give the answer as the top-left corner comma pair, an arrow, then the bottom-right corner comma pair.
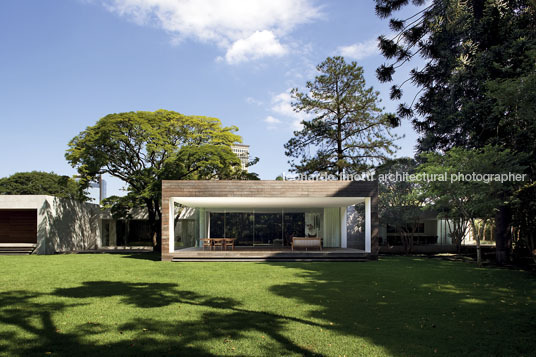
88,176 -> 107,203
231,144 -> 250,171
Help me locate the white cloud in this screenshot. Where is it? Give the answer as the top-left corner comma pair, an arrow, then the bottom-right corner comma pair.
264,115 -> 281,124
225,31 -> 286,64
101,0 -> 321,63
264,115 -> 282,130
270,90 -> 308,130
337,38 -> 379,60
245,97 -> 263,106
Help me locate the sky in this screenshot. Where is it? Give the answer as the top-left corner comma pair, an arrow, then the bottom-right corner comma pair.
0,0 -> 424,199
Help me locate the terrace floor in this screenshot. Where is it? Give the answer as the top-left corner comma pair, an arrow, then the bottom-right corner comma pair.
165,246 -> 371,262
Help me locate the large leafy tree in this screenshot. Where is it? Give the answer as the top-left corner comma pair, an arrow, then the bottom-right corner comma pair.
0,171 -> 86,200
375,0 -> 536,150
418,146 -> 525,265
489,69 -> 536,262
284,56 -> 399,176
374,0 -> 536,263
66,110 -> 254,249
377,158 -> 425,253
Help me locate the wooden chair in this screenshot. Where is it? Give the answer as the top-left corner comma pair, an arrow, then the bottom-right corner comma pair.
201,238 -> 212,250
224,238 -> 235,251
212,238 -> 225,250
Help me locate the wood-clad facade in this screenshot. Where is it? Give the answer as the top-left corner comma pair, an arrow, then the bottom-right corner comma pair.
161,180 -> 379,261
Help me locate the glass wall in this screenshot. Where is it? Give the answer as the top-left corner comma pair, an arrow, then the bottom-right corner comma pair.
174,206 -> 199,249
209,212 -> 255,245
172,206 -> 337,250
253,212 -> 282,245
100,219 -> 155,247
206,208 -> 323,247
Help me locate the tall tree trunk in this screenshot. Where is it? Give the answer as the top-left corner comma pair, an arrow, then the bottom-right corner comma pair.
495,205 -> 511,265
401,230 -> 412,254
472,0 -> 484,20
530,233 -> 536,264
471,219 -> 482,266
335,80 -> 343,177
145,199 -> 161,254
336,115 -> 343,177
154,198 -> 162,252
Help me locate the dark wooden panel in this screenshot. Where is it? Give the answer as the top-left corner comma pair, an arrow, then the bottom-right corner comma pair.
0,210 -> 37,243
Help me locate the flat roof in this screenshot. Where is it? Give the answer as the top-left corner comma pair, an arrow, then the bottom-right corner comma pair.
162,180 -> 378,199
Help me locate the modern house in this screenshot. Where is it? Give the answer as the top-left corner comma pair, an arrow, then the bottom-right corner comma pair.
0,195 -> 101,254
1,180 -> 380,259
1,180 -> 479,257
161,180 -> 379,261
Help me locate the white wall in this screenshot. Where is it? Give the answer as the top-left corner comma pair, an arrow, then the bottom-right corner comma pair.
0,195 -> 101,254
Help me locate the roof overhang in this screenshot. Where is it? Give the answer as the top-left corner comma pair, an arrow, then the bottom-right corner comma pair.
172,196 -> 365,209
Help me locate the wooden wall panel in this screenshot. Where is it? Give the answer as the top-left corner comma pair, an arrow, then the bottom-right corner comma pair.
0,210 -> 37,243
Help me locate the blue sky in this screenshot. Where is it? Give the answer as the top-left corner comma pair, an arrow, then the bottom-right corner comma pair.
0,0 -> 422,198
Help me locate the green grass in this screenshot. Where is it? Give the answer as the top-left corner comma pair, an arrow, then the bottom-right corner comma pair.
0,255 -> 535,356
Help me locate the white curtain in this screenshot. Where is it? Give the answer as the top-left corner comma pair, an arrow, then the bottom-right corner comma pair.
198,208 -> 207,245
323,208 -> 340,247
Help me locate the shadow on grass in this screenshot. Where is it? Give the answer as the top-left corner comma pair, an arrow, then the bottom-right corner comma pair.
118,252 -> 161,261
266,258 -> 536,356
1,281 -> 323,356
2,258 -> 535,356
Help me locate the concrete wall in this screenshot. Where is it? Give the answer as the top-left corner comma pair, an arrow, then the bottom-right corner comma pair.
0,195 -> 101,254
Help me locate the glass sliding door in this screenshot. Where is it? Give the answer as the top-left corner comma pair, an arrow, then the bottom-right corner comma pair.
175,219 -> 196,248
207,208 -> 323,247
174,206 -> 200,249
283,213 -> 305,246
253,212 -> 282,245
225,212 -> 254,245
209,213 -> 225,238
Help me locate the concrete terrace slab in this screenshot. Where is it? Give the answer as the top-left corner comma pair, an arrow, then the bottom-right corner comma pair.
169,247 -> 373,262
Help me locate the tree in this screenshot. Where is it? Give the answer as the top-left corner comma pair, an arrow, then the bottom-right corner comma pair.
0,171 -> 86,200
375,0 -> 536,150
377,158 -> 424,253
284,56 -> 399,176
66,110 -> 254,250
418,146 -> 525,265
374,0 -> 536,264
511,182 -> 536,263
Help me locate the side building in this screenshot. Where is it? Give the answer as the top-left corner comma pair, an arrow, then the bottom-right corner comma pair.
0,195 -> 101,254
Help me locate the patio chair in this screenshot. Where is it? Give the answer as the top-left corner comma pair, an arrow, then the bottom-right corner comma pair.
201,238 -> 212,250
212,238 -> 225,250
223,238 -> 235,251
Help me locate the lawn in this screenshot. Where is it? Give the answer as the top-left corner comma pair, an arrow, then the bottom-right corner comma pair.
0,255 -> 535,356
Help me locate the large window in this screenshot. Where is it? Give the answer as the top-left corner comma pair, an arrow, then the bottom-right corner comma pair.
284,213 -> 305,246
207,209 -> 322,246
209,212 -> 255,245
174,206 -> 200,249
253,212 -> 282,245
